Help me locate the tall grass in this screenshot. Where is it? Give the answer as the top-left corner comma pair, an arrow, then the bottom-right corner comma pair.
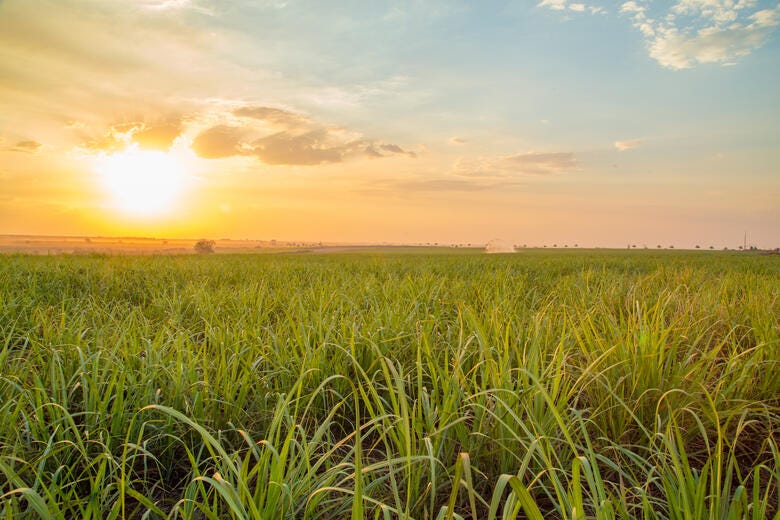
0,250 -> 777,518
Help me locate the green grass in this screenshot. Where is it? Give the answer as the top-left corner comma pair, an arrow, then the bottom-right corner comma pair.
0,250 -> 778,518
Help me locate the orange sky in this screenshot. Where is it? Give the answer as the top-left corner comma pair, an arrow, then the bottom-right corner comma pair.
1,0 -> 778,248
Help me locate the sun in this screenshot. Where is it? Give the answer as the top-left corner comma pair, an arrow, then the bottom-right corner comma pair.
95,146 -> 186,215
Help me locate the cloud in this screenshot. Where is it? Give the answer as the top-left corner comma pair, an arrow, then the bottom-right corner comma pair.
619,1 -> 644,15
133,120 -> 184,150
540,1 -> 779,68
6,140 -> 42,153
80,118 -> 184,152
621,1 -> 780,69
133,0 -> 213,14
246,130 -> 415,165
135,0 -> 191,9
455,152 -> 577,178
250,129 -> 350,165
648,20 -> 779,69
191,125 -> 244,159
362,176 -> 527,196
538,0 -> 568,10
378,143 -> 416,157
538,0 -> 606,14
393,179 -> 503,192
614,139 -> 642,151
449,137 -> 467,145
233,106 -> 310,129
192,105 -> 416,165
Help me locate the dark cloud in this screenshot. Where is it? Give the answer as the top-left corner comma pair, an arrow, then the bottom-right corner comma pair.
364,145 -> 384,158
8,140 -> 42,153
192,106 -> 417,165
191,125 -> 244,159
379,143 -> 416,158
249,129 -> 347,165
242,131 -> 416,165
456,152 -> 577,177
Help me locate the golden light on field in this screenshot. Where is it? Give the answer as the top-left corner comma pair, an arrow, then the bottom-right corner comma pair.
95,146 -> 186,216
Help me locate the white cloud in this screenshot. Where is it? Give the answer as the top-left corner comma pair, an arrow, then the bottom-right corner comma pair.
538,0 -> 606,14
135,0 -> 191,10
648,22 -> 775,68
133,0 -> 215,15
622,1 -> 780,69
620,1 -> 645,15
614,139 -> 642,151
538,0 -> 568,11
542,0 -> 780,68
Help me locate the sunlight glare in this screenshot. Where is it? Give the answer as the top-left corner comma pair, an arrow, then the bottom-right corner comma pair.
95,146 -> 186,215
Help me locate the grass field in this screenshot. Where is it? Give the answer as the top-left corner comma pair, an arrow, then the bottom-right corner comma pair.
0,250 -> 778,519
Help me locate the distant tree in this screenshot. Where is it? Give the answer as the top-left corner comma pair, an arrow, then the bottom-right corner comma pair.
194,239 -> 216,254
669,245 -> 674,249
709,246 -> 714,250
695,245 -> 701,249
657,245 -> 662,249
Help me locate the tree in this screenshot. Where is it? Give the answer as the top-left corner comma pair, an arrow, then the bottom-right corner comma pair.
194,239 -> 216,254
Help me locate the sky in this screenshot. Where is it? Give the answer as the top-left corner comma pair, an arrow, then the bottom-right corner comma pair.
1,0 -> 778,248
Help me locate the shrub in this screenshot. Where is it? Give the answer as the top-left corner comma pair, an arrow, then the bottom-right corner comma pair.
194,239 -> 216,254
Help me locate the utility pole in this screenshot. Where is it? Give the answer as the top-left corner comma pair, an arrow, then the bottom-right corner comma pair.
744,231 -> 747,251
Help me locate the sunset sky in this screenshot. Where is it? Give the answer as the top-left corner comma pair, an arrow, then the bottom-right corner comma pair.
1,0 -> 778,248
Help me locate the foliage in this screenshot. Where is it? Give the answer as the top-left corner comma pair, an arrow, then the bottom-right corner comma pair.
0,250 -> 778,518
193,239 -> 215,254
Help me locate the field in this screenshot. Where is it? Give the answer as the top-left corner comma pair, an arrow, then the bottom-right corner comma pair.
0,250 -> 778,519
